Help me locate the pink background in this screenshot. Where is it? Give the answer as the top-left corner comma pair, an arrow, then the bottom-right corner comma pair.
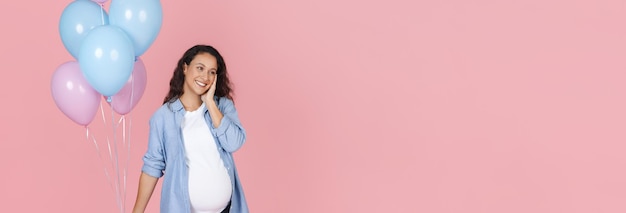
1,0 -> 626,212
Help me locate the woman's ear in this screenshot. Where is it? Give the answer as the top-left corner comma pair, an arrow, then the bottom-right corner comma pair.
183,63 -> 188,73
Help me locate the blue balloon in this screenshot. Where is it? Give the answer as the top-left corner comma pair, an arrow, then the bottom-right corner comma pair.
78,25 -> 135,97
109,0 -> 163,56
59,0 -> 108,59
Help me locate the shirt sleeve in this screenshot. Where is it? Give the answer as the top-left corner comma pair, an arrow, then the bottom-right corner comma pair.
214,97 -> 247,153
141,114 -> 166,178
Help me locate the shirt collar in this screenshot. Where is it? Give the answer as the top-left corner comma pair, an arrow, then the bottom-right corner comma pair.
169,97 -> 216,113
169,98 -> 185,112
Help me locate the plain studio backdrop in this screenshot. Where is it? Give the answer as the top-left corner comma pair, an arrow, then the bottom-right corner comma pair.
1,0 -> 626,212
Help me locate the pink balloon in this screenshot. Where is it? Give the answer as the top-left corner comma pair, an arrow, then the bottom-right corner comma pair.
110,57 -> 147,115
51,61 -> 101,126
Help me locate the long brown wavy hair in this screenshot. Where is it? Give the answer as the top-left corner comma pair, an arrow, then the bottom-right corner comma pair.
163,45 -> 234,104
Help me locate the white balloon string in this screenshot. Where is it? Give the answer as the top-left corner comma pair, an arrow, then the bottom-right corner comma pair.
99,3 -> 105,26
100,100 -> 107,126
118,115 -> 127,206
85,126 -> 114,193
124,114 -> 133,205
129,67 -> 135,117
118,114 -> 129,213
110,103 -> 124,213
118,115 -> 126,147
123,61 -> 136,206
101,100 -> 114,174
121,115 -> 128,207
122,115 -> 128,206
106,136 -> 113,169
103,167 -> 113,192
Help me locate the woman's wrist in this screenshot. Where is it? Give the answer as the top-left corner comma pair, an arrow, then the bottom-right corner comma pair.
204,98 -> 216,107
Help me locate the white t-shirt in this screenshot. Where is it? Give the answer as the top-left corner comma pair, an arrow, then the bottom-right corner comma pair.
182,104 -> 233,213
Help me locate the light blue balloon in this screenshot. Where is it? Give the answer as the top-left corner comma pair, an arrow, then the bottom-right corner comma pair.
109,0 -> 163,56
59,0 -> 108,59
78,25 -> 135,97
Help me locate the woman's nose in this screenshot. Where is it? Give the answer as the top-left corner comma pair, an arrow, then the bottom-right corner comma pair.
200,71 -> 209,79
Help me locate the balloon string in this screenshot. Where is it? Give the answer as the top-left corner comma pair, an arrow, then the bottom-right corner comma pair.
124,61 -> 136,205
124,114 -> 132,206
85,126 -> 115,193
130,65 -> 136,115
121,115 -> 127,208
101,101 -> 114,171
117,115 -> 127,206
100,101 -> 107,126
106,137 -> 113,171
101,97 -> 123,212
99,3 -> 105,25
111,103 -> 124,213
118,113 -> 128,206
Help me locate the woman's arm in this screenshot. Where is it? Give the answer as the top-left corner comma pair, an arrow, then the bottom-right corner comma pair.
132,173 -> 159,213
206,98 -> 224,128
211,97 -> 246,152
203,76 -> 246,152
134,113 -> 166,212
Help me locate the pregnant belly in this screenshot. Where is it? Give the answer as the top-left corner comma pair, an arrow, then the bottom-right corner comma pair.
188,167 -> 233,213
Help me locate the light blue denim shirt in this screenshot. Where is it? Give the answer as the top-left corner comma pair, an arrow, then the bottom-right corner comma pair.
141,97 -> 248,213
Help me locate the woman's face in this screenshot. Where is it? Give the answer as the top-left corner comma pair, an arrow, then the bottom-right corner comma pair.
183,52 -> 217,96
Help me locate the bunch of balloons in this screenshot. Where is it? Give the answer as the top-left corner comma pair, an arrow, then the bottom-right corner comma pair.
51,0 -> 162,125
50,0 -> 162,212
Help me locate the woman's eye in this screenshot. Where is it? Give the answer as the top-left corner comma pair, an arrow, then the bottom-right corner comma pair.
197,67 -> 204,71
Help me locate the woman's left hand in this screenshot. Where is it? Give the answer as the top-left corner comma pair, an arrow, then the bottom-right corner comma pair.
202,75 -> 218,103
203,75 -> 224,128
